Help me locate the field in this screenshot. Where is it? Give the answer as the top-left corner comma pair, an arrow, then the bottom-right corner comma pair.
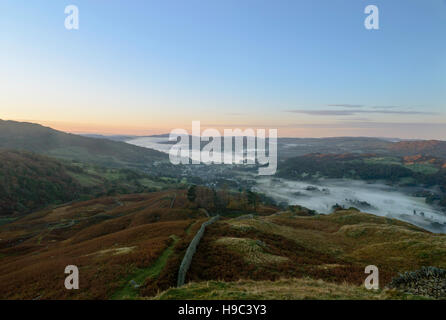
2,188 -> 446,300
0,190 -> 207,299
153,278 -> 423,300
179,209 -> 446,290
140,208 -> 446,299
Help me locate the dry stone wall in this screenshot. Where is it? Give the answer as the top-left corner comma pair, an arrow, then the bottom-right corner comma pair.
177,215 -> 220,287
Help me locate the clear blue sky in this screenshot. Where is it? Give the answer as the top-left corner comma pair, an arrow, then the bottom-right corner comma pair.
1,0 -> 445,138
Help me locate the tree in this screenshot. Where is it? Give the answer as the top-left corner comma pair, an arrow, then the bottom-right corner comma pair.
187,184 -> 197,203
247,191 -> 258,212
212,188 -> 226,213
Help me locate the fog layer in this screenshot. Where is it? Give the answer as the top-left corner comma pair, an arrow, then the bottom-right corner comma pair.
254,177 -> 446,233
127,137 -> 446,233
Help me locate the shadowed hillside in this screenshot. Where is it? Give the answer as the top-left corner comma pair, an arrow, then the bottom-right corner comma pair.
0,150 -> 181,216
0,120 -> 167,168
0,150 -> 84,216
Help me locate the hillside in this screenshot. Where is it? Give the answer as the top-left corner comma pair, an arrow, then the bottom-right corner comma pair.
163,210 -> 445,291
0,150 -> 181,216
278,152 -> 445,181
0,190 -> 215,299
153,278 -> 420,300
389,140 -> 446,158
2,192 -> 446,300
0,120 -> 168,168
0,150 -> 83,216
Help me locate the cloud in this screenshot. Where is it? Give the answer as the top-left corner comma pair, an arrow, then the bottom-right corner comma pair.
283,122 -> 446,129
199,121 -> 446,140
340,117 -> 372,121
287,110 -> 358,116
327,104 -> 403,109
285,109 -> 437,116
370,105 -> 401,109
202,121 -> 446,130
326,103 -> 432,111
327,104 -> 364,108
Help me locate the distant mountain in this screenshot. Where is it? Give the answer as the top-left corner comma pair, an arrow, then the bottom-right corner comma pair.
80,134 -> 138,142
81,133 -> 172,141
0,120 -> 168,168
389,140 -> 446,158
275,137 -> 393,159
145,133 -> 171,138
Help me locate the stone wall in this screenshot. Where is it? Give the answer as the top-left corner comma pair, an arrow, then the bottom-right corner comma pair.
177,215 -> 220,287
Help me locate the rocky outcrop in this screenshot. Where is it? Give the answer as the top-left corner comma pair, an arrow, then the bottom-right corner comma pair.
388,266 -> 446,299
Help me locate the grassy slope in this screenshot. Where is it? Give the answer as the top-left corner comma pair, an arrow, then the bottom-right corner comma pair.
2,192 -> 446,300
153,278 -> 423,300
174,209 -> 446,300
229,210 -> 446,273
0,191 -> 207,299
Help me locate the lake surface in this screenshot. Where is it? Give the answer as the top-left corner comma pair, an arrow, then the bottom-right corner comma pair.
127,136 -> 261,163
128,137 -> 176,154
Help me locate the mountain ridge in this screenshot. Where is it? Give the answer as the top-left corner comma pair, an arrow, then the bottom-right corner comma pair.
0,119 -> 168,168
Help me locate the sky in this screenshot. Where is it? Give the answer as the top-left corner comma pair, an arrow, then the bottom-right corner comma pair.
0,0 -> 445,138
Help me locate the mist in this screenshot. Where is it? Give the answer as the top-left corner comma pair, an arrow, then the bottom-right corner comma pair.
254,177 -> 446,233
128,137 -> 446,233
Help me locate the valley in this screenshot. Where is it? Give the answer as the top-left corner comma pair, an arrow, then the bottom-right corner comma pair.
125,134 -> 446,233
2,120 -> 446,300
3,0 -> 445,305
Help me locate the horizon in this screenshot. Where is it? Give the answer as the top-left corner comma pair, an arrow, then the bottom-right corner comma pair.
1,1 -> 446,139
2,118 -> 446,142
